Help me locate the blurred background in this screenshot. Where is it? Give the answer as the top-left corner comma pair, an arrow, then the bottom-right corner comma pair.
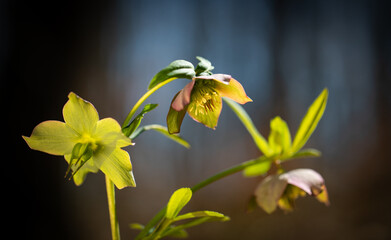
4,0 -> 391,239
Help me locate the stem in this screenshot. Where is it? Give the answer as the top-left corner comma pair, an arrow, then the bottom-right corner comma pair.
135,155 -> 269,240
106,176 -> 120,240
190,156 -> 268,192
122,78 -> 178,130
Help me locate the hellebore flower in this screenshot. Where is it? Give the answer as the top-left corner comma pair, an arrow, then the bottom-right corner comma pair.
167,74 -> 252,133
255,168 -> 329,214
23,92 -> 136,189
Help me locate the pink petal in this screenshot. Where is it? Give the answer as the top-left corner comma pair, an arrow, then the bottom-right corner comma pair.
280,169 -> 325,196
171,80 -> 195,111
194,74 -> 231,85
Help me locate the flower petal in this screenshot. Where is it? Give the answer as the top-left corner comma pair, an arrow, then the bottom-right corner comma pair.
194,74 -> 231,84
23,120 -> 78,155
63,92 -> 99,135
167,91 -> 188,134
171,80 -> 195,111
214,78 -> 252,104
254,175 -> 288,214
280,169 -> 326,196
95,148 -> 136,189
187,92 -> 222,129
95,118 -> 133,148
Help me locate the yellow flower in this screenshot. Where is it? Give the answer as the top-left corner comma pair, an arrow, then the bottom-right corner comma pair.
167,74 -> 252,133
23,92 -> 136,189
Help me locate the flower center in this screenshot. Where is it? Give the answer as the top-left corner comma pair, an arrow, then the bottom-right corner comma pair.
79,133 -> 99,151
189,84 -> 220,116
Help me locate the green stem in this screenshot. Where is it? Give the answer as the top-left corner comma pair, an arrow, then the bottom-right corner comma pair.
106,176 -> 120,240
122,78 -> 178,131
135,155 -> 269,240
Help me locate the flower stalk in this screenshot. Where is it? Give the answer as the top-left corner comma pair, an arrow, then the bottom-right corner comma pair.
122,78 -> 178,132
106,176 -> 120,240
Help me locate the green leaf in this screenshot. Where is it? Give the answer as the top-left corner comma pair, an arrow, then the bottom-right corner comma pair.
173,211 -> 229,222
223,98 -> 272,156
166,188 -> 192,219
161,227 -> 188,239
268,116 -> 292,156
243,160 -> 272,177
130,223 -> 145,231
130,124 -> 190,149
283,148 -> 321,161
148,60 -> 195,90
122,103 -> 158,137
291,88 -> 328,154
195,56 -> 214,76
162,214 -> 229,239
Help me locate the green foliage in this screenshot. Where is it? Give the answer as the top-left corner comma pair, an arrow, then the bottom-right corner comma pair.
148,60 -> 195,90
225,89 -> 328,178
291,88 -> 328,154
130,124 -> 190,149
122,103 -> 158,137
166,188 -> 192,219
194,56 -> 214,76
268,116 -> 291,157
132,188 -> 229,240
223,98 -> 272,156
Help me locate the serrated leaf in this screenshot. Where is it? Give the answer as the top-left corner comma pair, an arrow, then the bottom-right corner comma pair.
129,124 -> 190,148
223,98 -> 272,156
122,103 -> 158,137
166,188 -> 192,219
291,88 -> 328,153
148,60 -> 195,90
195,56 -> 214,76
243,160 -> 272,177
268,116 -> 292,156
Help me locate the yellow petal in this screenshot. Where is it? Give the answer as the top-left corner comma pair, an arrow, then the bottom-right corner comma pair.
187,92 -> 222,129
215,78 -> 252,104
95,118 -> 132,147
63,92 -> 99,135
95,148 -> 136,189
23,120 -> 78,155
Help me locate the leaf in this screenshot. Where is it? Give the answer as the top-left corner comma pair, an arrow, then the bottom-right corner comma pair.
130,124 -> 190,149
173,211 -> 229,222
195,56 -> 214,76
162,214 -> 229,239
166,188 -> 192,219
130,223 -> 145,231
122,103 -> 158,137
223,98 -> 272,156
243,161 -> 272,177
161,227 -> 188,239
148,60 -> 195,90
284,148 -> 321,161
291,88 -> 328,154
268,116 -> 291,156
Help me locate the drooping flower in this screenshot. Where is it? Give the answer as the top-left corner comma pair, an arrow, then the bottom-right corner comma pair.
23,92 -> 136,189
167,74 -> 252,134
254,168 -> 329,214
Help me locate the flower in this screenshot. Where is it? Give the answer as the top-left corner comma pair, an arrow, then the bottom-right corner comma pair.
23,92 -> 136,189
167,74 -> 252,133
254,168 -> 329,214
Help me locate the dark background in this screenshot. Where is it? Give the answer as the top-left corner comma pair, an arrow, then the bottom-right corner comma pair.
4,0 -> 391,239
